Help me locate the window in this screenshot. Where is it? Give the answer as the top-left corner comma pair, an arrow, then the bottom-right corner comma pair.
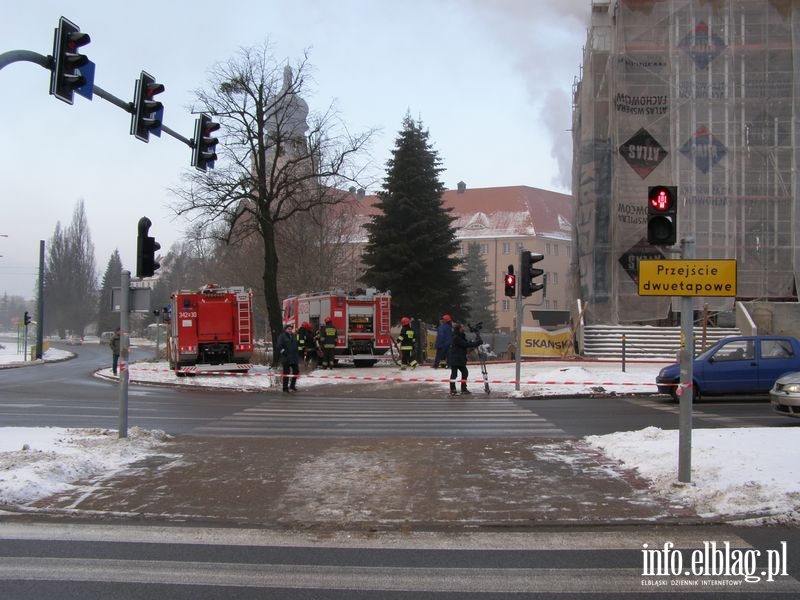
502,242 -> 511,255
714,340 -> 754,361
553,244 -> 559,256
502,299 -> 511,311
761,339 -> 793,359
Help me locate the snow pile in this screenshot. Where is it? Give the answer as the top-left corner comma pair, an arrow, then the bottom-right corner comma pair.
585,427 -> 800,524
0,427 -> 171,506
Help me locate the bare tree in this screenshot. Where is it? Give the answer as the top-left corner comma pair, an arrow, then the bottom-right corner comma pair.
172,43 -> 374,350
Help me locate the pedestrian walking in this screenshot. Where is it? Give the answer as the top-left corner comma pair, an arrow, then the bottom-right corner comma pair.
276,323 -> 300,392
448,322 -> 481,395
319,316 -> 338,369
433,314 -> 453,368
110,328 -> 121,376
396,317 -> 418,370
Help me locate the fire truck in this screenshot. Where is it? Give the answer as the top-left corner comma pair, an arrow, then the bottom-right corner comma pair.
282,288 -> 392,367
167,284 -> 254,375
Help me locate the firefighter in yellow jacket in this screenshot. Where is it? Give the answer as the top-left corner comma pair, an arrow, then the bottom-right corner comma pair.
318,316 -> 338,369
396,317 -> 418,370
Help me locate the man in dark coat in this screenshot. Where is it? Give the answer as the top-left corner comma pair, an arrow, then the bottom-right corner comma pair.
448,322 -> 481,395
276,323 -> 300,392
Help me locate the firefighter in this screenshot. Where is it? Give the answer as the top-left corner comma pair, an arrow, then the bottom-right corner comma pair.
396,317 -> 417,370
319,316 -> 338,369
297,321 -> 317,369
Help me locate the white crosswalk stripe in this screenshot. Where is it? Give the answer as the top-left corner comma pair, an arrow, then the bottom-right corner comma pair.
192,396 -> 565,437
2,524 -> 798,594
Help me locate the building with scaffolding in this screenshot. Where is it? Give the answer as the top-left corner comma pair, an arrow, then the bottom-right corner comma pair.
572,0 -> 799,326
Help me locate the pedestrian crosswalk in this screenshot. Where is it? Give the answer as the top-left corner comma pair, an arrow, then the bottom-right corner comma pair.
192,395 -> 565,437
2,523 -> 798,595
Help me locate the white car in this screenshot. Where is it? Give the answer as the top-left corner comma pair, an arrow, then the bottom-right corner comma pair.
770,371 -> 800,418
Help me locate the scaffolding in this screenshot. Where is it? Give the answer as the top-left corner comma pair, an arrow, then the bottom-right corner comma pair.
572,0 -> 799,324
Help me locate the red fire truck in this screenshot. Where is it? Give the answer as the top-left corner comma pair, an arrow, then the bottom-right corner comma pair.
282,288 -> 392,367
167,284 -> 254,375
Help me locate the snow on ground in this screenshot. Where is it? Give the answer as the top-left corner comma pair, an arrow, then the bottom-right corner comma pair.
1,336 -> 798,523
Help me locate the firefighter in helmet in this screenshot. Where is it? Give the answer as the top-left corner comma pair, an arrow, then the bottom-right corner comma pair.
319,316 -> 338,369
396,317 -> 417,370
297,321 -> 317,369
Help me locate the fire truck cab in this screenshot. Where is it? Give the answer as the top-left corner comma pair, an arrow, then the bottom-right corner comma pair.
282,288 -> 391,367
167,284 -> 254,375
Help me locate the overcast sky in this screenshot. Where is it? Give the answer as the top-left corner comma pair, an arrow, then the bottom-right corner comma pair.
1,0 -> 589,300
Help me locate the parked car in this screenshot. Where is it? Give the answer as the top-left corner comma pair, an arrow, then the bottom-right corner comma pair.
65,335 -> 83,346
100,331 -> 115,345
655,335 -> 800,402
770,371 -> 800,418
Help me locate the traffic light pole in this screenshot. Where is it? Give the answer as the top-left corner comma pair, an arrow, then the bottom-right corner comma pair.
678,237 -> 695,483
118,269 -> 130,439
514,262 -> 523,392
0,50 -> 193,147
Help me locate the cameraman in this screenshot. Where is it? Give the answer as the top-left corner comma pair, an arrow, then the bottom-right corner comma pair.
448,322 -> 481,396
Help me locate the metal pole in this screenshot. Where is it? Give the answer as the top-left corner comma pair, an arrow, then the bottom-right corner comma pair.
35,240 -> 45,359
514,249 -> 523,391
678,237 -> 695,483
118,270 -> 130,439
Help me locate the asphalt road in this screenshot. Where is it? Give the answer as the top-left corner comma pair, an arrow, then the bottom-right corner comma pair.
1,522 -> 798,599
1,340 -> 795,437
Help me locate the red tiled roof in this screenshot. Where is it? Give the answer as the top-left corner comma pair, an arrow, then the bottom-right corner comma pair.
348,185 -> 572,240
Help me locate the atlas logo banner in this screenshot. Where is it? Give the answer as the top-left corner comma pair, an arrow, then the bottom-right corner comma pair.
619,128 -> 667,179
680,126 -> 727,174
680,21 -> 726,69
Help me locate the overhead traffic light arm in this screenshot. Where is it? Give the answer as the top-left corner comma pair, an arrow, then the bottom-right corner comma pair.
2,17 -> 216,167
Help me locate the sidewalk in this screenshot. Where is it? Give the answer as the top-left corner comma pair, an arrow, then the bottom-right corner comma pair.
26,434 -> 699,530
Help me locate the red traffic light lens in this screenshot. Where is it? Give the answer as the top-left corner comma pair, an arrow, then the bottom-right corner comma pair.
649,187 -> 674,212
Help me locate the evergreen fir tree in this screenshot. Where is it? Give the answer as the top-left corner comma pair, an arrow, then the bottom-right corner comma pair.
97,250 -> 123,334
463,242 -> 497,331
362,115 -> 467,322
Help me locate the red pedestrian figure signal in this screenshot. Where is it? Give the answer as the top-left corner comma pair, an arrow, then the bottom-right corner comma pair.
647,185 -> 678,246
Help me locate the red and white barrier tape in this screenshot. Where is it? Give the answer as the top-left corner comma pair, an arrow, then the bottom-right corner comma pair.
126,365 -> 661,387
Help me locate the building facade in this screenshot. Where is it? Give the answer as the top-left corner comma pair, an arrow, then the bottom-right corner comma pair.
572,0 -> 799,325
349,184 -> 573,332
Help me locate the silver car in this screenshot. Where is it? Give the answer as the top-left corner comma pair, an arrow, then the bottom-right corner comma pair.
770,371 -> 800,418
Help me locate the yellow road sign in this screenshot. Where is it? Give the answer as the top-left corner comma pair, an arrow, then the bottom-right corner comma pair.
638,259 -> 737,297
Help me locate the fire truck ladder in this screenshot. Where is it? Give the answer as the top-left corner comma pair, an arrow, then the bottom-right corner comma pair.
378,295 -> 391,336
237,294 -> 252,345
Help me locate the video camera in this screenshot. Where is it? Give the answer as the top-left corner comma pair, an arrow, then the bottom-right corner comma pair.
467,321 -> 483,341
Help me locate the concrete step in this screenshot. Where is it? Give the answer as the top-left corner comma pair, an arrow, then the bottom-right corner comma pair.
582,325 -> 741,361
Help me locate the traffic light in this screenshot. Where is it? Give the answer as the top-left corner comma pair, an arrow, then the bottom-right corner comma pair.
50,16 -> 91,105
136,217 -> 160,278
504,265 -> 516,298
520,250 -> 545,297
131,71 -> 165,143
24,311 -> 31,326
191,114 -> 220,171
647,185 -> 678,246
